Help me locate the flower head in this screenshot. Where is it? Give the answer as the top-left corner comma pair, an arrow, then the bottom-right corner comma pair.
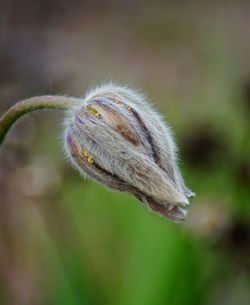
64,83 -> 194,222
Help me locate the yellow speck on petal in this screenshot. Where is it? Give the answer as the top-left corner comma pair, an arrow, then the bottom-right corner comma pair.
127,106 -> 132,112
87,156 -> 94,164
83,150 -> 89,158
87,106 -> 101,118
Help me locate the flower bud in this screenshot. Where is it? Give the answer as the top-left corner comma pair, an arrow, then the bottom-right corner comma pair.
64,83 -> 194,222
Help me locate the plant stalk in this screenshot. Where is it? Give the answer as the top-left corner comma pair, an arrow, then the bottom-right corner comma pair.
0,95 -> 81,146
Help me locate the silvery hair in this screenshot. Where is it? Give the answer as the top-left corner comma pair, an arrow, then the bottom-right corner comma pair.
64,83 -> 195,222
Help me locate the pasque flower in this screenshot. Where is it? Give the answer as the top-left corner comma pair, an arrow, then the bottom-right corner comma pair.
0,83 -> 194,222
64,84 -> 194,222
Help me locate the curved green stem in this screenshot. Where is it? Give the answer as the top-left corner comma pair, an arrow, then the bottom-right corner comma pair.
0,95 -> 81,146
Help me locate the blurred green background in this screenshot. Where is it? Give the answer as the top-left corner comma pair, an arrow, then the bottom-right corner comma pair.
0,1 -> 250,305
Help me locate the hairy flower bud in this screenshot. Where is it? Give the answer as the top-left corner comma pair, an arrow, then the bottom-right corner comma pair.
64,83 -> 194,222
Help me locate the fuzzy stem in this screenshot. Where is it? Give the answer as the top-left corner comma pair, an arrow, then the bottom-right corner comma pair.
0,95 -> 81,146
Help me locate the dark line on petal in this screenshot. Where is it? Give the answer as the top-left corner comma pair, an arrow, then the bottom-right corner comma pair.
131,108 -> 161,166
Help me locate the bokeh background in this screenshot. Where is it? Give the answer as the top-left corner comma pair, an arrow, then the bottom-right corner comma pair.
0,1 -> 250,305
